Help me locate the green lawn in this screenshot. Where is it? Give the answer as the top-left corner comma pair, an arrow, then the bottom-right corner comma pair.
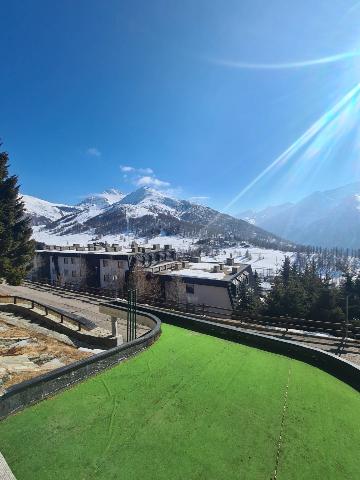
0,324 -> 359,480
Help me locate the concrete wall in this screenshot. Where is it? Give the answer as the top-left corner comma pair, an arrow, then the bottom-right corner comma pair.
50,255 -> 88,287
164,279 -> 232,311
0,303 -> 117,350
99,258 -> 129,291
0,304 -> 161,419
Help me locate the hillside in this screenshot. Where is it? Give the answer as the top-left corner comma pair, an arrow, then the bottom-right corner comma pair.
238,182 -> 360,249
23,187 -> 293,249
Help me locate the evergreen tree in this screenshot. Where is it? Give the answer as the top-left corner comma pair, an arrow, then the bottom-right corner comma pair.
237,279 -> 262,314
253,271 -> 261,297
281,256 -> 291,286
0,146 -> 34,285
310,281 -> 344,323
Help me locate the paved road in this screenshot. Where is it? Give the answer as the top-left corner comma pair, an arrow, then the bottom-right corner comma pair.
0,282 -> 149,339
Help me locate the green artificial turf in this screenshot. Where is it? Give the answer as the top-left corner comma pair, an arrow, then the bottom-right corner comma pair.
0,324 -> 359,480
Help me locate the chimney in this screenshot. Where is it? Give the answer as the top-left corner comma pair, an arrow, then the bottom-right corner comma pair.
226,257 -> 235,266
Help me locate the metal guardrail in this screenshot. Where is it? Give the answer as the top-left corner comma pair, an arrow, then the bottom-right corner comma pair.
24,278 -> 360,340
0,294 -> 92,332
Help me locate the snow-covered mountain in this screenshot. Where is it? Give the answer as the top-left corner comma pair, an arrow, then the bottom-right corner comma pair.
73,189 -> 125,224
23,187 -> 291,249
22,195 -> 77,226
238,182 -> 360,248
77,189 -> 125,209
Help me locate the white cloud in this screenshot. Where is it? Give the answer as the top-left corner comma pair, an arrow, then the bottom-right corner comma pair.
138,167 -> 154,174
120,165 -> 170,190
87,147 -> 101,157
120,165 -> 153,174
135,176 -> 170,188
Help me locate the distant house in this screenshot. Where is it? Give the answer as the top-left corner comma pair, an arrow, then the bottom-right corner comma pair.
153,257 -> 252,313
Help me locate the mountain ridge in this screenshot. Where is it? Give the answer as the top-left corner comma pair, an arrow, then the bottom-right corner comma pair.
23,187 -> 293,249
238,181 -> 360,248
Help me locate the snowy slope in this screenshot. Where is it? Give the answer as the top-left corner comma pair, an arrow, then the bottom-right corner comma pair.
26,187 -> 293,250
238,182 -> 360,248
22,195 -> 77,226
34,189 -> 125,235
78,189 -> 125,209
74,189 -> 125,223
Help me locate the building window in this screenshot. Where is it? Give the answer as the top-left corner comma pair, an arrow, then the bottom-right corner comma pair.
64,258 -> 68,264
103,259 -> 109,267
71,258 -> 75,264
186,284 -> 195,294
118,261 -> 123,268
72,271 -> 77,277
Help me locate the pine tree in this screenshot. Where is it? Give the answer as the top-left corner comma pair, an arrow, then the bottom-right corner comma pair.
0,146 -> 34,285
281,256 -> 291,286
310,282 -> 344,323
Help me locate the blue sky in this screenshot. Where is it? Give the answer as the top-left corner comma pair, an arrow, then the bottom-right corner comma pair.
1,0 -> 360,213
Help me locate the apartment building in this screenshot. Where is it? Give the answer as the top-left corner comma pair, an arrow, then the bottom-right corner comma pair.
30,242 -> 177,292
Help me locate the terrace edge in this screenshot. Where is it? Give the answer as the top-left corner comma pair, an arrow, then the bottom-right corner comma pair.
0,303 -> 161,420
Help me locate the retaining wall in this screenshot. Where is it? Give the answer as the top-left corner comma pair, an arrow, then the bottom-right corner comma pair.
0,304 -> 161,419
107,300 -> 360,392
0,304 -> 117,350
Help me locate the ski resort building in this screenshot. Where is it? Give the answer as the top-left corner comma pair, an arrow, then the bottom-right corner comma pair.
151,257 -> 253,312
30,243 -> 177,293
30,244 -> 252,312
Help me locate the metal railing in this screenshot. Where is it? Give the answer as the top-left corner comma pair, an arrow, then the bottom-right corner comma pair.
23,278 -> 360,341
0,294 -> 89,332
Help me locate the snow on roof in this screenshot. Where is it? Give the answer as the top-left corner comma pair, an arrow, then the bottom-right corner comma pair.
166,268 -> 227,280
36,247 -> 134,255
159,260 -> 248,281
